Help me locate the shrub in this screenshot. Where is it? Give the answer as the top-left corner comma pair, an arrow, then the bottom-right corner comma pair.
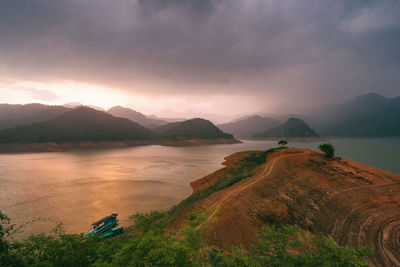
278,140 -> 288,147
130,210 -> 166,233
319,143 -> 335,158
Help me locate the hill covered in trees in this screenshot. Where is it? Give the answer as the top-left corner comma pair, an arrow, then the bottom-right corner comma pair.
154,118 -> 235,140
0,107 -> 155,144
0,108 -> 238,151
0,104 -> 71,131
253,118 -> 319,139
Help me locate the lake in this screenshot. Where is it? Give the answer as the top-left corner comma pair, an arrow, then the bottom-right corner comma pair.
0,138 -> 399,238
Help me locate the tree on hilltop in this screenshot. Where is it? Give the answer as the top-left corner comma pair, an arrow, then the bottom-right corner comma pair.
278,139 -> 288,147
319,143 -> 335,158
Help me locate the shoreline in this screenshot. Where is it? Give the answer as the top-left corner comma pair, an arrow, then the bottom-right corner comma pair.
250,137 -> 328,142
0,138 -> 241,153
162,138 -> 241,147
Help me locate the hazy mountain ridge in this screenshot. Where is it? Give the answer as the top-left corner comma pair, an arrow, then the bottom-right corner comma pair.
0,103 -> 57,121
253,118 -> 319,138
218,115 -> 280,139
0,92 -> 398,142
152,108 -> 242,125
0,107 -> 154,144
108,106 -> 168,129
0,108 -> 237,150
306,93 -> 400,137
0,104 -> 71,130
63,102 -> 105,111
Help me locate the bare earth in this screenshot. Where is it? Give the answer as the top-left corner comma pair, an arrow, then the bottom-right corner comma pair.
172,148 -> 400,266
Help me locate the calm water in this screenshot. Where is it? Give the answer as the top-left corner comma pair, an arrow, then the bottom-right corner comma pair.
0,139 -> 399,237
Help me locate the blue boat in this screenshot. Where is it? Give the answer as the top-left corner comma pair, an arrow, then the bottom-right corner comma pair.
104,226 -> 124,238
86,213 -> 118,238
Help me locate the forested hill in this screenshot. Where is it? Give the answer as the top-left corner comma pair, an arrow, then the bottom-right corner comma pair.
0,104 -> 71,130
0,107 -> 155,143
154,118 -> 234,140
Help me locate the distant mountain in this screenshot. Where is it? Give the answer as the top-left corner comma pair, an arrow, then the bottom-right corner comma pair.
218,115 -> 280,139
153,109 -> 243,124
63,102 -> 104,111
0,104 -> 71,130
0,103 -> 49,121
253,118 -> 319,138
0,107 -> 154,143
147,114 -> 187,123
108,106 -> 167,129
154,118 -> 235,140
307,93 -> 400,137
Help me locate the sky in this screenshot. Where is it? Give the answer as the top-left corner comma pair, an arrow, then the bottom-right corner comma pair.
0,0 -> 399,119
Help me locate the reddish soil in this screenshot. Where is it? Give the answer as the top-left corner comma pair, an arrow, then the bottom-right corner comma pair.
172,148 -> 400,266
190,151 -> 255,193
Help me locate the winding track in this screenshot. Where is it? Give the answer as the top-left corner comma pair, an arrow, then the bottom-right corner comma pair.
198,149 -> 309,228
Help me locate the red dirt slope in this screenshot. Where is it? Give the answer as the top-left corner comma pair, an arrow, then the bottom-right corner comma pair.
172,148 -> 400,266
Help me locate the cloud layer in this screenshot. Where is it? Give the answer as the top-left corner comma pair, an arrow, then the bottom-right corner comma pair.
0,0 -> 399,113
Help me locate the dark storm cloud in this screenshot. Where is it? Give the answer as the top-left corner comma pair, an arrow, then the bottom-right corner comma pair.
0,0 -> 399,104
137,0 -> 215,17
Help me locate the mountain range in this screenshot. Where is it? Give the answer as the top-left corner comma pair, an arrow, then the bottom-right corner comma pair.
305,93 -> 400,137
0,107 -> 154,144
230,93 -> 400,138
108,106 -> 168,129
0,107 -> 236,150
0,104 -> 71,131
0,92 -> 399,147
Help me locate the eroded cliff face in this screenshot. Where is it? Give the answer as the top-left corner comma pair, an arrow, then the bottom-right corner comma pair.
172,148 -> 400,266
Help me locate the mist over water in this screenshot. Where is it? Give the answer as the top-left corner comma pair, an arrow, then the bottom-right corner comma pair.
0,139 -> 399,238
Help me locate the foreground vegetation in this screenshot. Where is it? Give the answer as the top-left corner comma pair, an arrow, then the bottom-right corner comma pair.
0,209 -> 371,267
0,148 -> 371,266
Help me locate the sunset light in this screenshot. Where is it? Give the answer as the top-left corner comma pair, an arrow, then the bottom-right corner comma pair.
0,1 -> 399,266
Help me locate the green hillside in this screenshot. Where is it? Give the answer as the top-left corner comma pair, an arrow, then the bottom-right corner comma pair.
154,118 -> 234,140
0,105 -> 71,130
0,107 -> 154,143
